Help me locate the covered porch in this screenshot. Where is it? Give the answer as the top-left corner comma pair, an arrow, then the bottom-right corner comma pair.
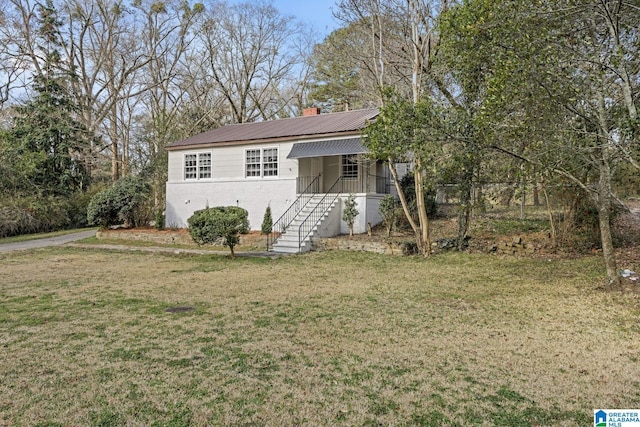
287,138 -> 391,195
267,137 -> 392,252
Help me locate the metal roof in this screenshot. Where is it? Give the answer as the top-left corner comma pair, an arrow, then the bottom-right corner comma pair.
286,138 -> 365,159
165,109 -> 379,150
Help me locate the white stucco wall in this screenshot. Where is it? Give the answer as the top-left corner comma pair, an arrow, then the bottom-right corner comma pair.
165,179 -> 297,229
316,202 -> 342,237
336,194 -> 384,235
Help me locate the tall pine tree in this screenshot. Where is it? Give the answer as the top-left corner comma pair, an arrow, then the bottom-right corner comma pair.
3,0 -> 94,196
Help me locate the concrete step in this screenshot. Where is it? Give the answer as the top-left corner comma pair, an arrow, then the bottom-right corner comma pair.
269,198 -> 338,253
271,245 -> 301,254
271,240 -> 311,253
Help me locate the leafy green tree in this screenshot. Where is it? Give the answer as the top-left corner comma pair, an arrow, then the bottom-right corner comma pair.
398,172 -> 438,219
188,206 -> 250,258
342,194 -> 359,237
441,0 -> 640,289
87,177 -> 150,228
308,23 -> 380,111
365,91 -> 444,256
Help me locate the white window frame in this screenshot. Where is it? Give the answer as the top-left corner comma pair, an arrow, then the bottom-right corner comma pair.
184,152 -> 212,180
341,154 -> 358,179
245,147 -> 279,178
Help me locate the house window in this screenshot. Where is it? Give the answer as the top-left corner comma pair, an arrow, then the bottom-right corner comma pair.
246,147 -> 278,178
184,152 -> 212,180
342,154 -> 358,178
263,148 -> 278,176
245,149 -> 262,177
198,153 -> 211,179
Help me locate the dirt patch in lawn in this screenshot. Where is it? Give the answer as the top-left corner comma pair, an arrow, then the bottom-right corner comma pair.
97,228 -> 268,250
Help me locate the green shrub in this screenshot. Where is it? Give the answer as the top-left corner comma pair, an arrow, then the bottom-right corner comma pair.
66,188 -> 103,228
379,194 -> 401,237
0,198 -> 41,238
187,206 -> 250,258
87,177 -> 150,228
261,205 -> 273,235
154,209 -> 165,230
342,194 -> 359,236
398,172 -> 438,219
0,193 -> 90,238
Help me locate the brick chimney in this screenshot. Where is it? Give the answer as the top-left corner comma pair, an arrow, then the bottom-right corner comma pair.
303,107 -> 321,116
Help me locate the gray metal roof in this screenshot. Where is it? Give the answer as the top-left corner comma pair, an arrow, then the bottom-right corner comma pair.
286,138 -> 365,159
166,109 -> 379,150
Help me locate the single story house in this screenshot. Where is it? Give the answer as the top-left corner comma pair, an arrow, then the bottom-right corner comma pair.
165,107 -> 394,253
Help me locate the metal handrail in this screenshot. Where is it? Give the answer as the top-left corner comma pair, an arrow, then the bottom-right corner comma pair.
266,175 -> 319,251
297,177 -> 343,250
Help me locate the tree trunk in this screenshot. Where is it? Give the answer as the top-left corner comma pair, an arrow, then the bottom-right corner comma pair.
414,159 -> 430,257
594,156 -> 621,290
595,88 -> 622,290
457,185 -> 471,251
475,183 -> 486,214
110,103 -> 120,182
520,179 -> 526,220
388,159 -> 426,255
596,196 -> 621,291
110,139 -> 119,182
542,184 -> 557,248
457,153 -> 474,250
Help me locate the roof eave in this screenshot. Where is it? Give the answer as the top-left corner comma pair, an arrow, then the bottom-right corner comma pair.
164,130 -> 363,152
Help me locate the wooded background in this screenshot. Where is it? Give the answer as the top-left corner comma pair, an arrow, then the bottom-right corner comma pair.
0,0 -> 638,287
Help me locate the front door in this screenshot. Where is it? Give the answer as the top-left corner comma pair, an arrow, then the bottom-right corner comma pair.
311,157 -> 323,192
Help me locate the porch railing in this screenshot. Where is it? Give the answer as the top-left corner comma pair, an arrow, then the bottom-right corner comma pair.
297,177 -> 343,250
296,175 -> 319,194
296,174 -> 391,195
266,175 -> 319,251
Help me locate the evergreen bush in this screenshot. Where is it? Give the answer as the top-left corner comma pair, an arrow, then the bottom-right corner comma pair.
87,177 -> 150,228
187,206 -> 250,258
261,205 -> 273,235
0,194 -> 91,238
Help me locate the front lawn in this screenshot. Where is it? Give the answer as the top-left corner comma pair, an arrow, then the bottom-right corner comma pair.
0,248 -> 638,426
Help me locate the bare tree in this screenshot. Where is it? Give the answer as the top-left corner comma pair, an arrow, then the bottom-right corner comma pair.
196,0 -> 310,124
0,2 -> 29,108
132,0 -> 204,208
61,0 -> 162,181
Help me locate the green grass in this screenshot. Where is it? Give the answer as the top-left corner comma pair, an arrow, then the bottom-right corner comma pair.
0,247 -> 638,426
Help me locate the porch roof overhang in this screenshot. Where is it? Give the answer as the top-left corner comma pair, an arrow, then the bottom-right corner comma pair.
286,137 -> 366,159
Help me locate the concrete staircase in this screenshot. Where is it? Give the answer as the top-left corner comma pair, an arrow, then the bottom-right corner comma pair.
271,196 -> 337,254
